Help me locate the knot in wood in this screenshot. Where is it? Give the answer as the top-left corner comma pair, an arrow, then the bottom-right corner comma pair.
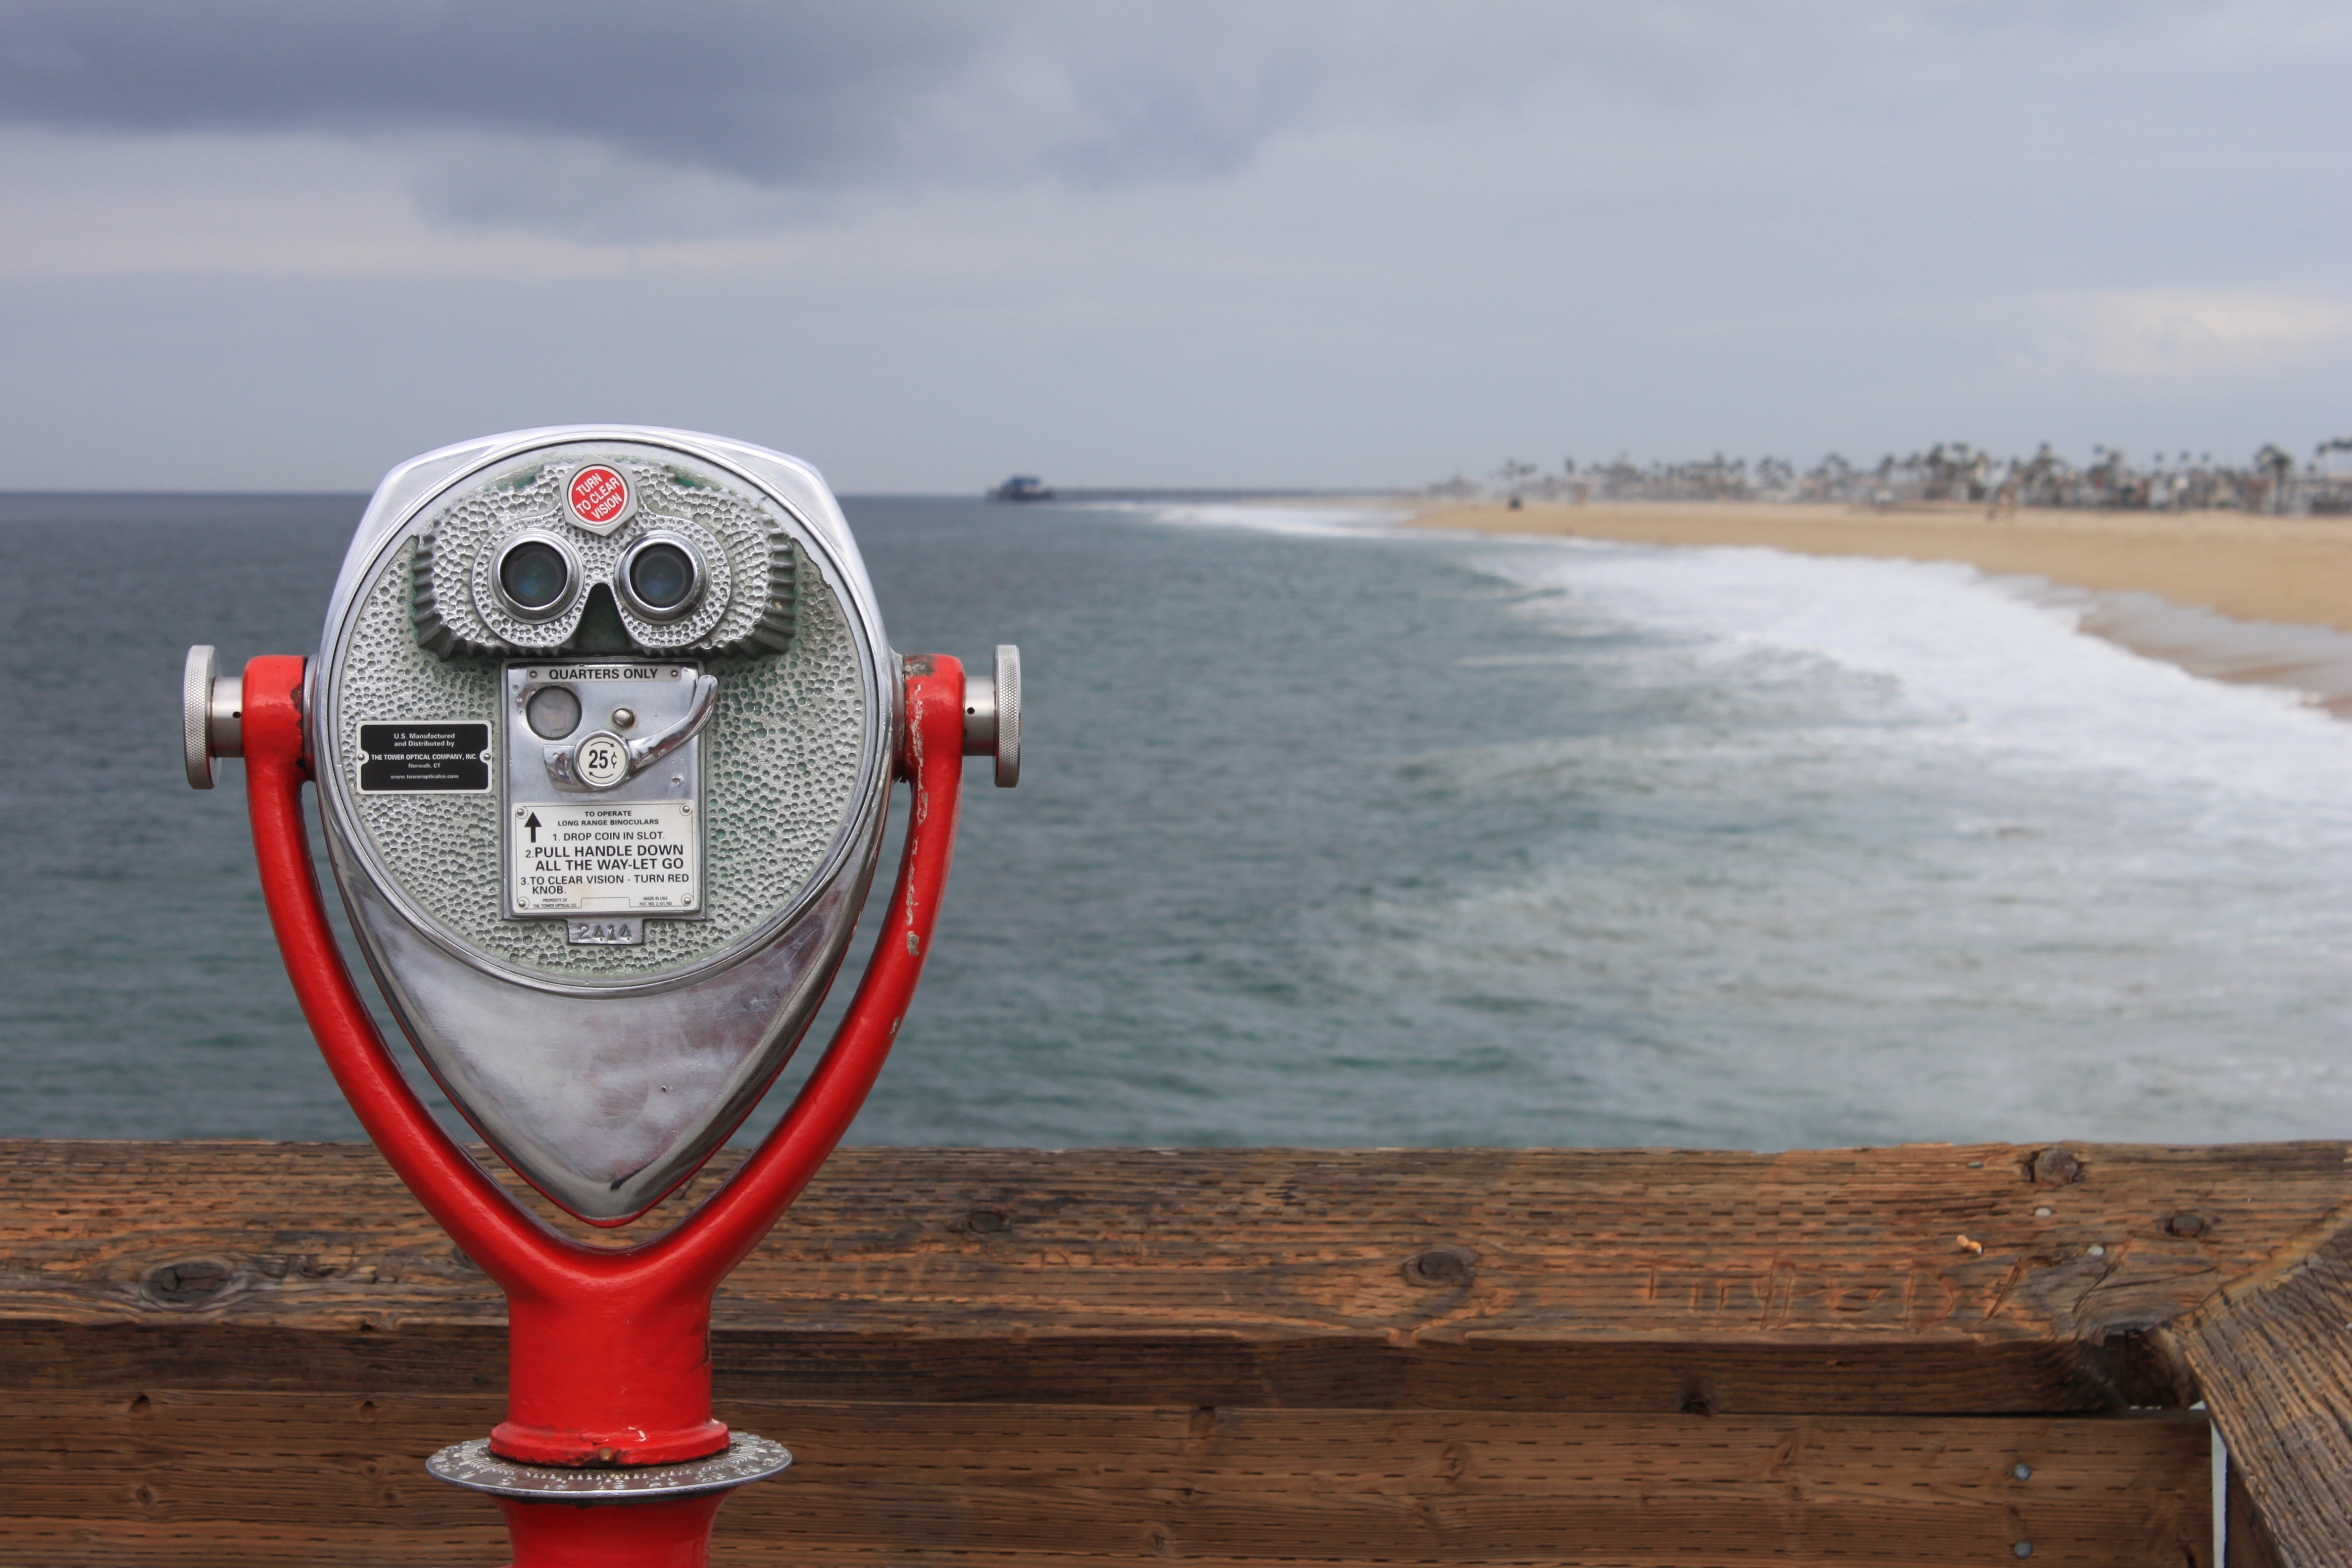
143,1257 -> 234,1305
2025,1147 -> 2083,1188
2164,1210 -> 2211,1238
959,1206 -> 1011,1236
1404,1246 -> 1476,1288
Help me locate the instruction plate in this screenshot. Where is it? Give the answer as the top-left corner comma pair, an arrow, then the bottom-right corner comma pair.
508,800 -> 701,916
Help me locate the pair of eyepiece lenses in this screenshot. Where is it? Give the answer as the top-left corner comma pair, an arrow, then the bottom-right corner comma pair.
492,534 -> 705,624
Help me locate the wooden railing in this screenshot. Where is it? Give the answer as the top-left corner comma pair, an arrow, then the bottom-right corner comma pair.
3,1140 -> 2347,1565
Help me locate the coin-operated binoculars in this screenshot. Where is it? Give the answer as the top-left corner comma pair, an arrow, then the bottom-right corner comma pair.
182,427 -> 1020,1567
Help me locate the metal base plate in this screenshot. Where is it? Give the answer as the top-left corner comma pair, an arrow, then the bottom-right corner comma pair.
426,1434 -> 791,1501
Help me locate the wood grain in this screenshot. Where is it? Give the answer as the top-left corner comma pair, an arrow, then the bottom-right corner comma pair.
5,1391 -> 2209,1567
7,1140 -> 2348,1409
2163,1221 -> 2352,1568
6,1139 -> 2347,1564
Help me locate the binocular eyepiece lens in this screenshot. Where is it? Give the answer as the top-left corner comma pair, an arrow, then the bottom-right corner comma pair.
617,536 -> 706,622
628,542 -> 696,612
498,540 -> 573,612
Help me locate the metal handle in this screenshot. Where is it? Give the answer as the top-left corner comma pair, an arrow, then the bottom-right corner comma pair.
628,673 -> 720,773
182,644 -> 245,789
544,673 -> 719,791
961,644 -> 1022,787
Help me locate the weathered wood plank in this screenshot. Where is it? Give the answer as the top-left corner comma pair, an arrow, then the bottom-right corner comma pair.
0,1536 -> 2214,1568
1,1392 -> 2210,1567
0,1321 -> 2132,1414
5,1140 -> 2346,1415
2162,1222 -> 2352,1568
2227,1460 -> 2287,1568
10,1139 -> 2349,1562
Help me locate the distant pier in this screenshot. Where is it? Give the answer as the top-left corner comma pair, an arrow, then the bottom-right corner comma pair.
986,477 -> 1416,504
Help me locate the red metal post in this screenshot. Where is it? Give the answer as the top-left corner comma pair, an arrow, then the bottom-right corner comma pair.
492,1496 -> 729,1568
237,651 -> 969,1556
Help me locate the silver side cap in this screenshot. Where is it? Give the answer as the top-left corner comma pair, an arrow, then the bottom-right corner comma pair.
182,645 -> 245,789
961,644 -> 1022,787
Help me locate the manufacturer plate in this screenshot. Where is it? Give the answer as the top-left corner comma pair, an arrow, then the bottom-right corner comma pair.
509,800 -> 701,916
358,723 -> 492,793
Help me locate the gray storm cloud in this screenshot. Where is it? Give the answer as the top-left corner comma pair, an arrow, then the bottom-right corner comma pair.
0,1 -> 2341,490
0,0 -> 1429,188
0,1 -> 2063,192
0,3 -> 1000,181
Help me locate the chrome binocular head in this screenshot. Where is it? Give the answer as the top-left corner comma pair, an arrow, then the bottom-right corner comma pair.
184,427 -> 1018,1222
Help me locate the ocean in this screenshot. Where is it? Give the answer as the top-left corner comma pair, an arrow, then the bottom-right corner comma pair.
4,492 -> 2348,1150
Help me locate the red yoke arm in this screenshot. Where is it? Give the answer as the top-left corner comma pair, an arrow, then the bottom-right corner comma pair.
240,653 -> 967,1302
243,654 -> 561,1292
650,654 -> 966,1288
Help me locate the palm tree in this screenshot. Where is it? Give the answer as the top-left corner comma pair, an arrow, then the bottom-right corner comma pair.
1492,459 -> 1539,506
2254,443 -> 2295,514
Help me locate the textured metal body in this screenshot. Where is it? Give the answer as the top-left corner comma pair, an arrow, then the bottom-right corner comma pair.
311,428 -> 896,1222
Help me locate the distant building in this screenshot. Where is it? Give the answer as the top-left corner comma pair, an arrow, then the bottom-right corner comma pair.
987,475 -> 1055,502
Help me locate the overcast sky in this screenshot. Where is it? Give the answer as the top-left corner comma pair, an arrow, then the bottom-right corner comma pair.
0,1 -> 2343,492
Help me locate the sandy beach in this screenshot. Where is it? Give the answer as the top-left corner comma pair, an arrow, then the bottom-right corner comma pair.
1410,500 -> 2352,633
1404,499 -> 2352,714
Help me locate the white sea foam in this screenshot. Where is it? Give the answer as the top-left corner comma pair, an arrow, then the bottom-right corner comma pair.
1440,539 -> 2352,1143
1110,499 -> 1408,540
1122,502 -> 2352,1146
1141,500 -> 2352,801
1472,538 -> 2352,805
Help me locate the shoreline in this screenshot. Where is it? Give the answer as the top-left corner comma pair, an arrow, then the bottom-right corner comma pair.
1404,499 -> 2352,716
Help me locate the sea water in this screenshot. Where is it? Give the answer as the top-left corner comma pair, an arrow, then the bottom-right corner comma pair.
3,493 -> 2347,1149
